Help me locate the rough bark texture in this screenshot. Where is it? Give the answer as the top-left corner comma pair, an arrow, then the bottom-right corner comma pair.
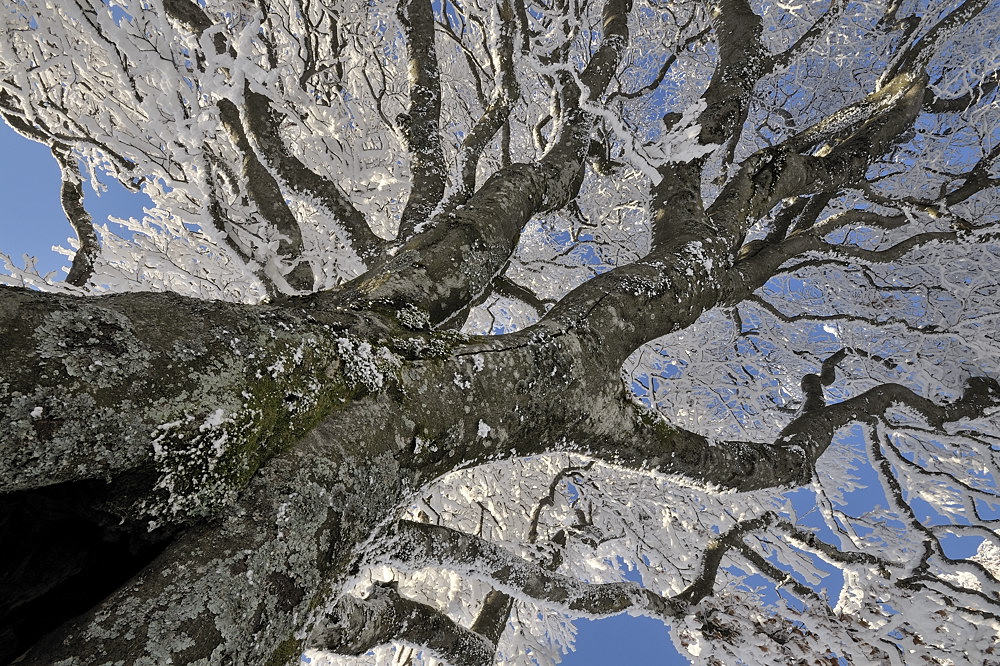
1,0 -> 998,663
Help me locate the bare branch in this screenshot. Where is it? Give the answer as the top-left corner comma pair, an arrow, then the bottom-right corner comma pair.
581,376 -> 1000,492
396,0 -> 448,240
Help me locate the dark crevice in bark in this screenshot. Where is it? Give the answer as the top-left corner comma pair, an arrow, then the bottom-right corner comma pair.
0,481 -> 174,666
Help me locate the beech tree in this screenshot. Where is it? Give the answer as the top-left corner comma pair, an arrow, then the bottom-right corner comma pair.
2,0 -> 1000,663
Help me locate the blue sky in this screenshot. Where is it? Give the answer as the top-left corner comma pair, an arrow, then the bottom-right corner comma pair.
0,124 -> 69,277
0,123 -> 150,281
0,121 -> 690,664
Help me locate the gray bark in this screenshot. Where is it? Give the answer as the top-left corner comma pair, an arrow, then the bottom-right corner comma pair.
1,0 -> 997,662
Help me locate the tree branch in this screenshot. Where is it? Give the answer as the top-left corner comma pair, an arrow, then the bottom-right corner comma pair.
217,99 -> 314,292
201,152 -> 282,299
313,582 -> 495,666
51,144 -> 100,288
396,0 -> 448,241
880,0 -> 991,85
764,0 -> 848,74
924,70 -> 999,113
441,0 -> 519,210
241,85 -> 386,265
0,287 -> 362,498
673,514 -> 776,608
581,376 -> 1000,492
387,519 -> 682,618
697,0 -> 767,153
321,0 -> 633,326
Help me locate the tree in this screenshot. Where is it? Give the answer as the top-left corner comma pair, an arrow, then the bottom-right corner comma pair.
1,0 -> 999,663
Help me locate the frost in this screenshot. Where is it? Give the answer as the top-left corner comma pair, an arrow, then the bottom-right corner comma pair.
335,337 -> 401,392
199,409 -> 227,432
453,372 -> 471,389
3,0 -> 1000,662
396,304 -> 430,330
145,409 -> 236,522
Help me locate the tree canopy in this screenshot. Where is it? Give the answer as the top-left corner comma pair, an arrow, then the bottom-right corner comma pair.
1,0 -> 999,664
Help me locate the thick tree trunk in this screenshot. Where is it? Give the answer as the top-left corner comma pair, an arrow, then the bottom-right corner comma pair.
0,274 -> 769,663
14,412 -> 408,665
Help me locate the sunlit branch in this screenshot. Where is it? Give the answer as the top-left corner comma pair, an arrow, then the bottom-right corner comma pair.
387,519 -> 683,618
773,192 -> 835,239
164,0 -> 385,271
530,104 -> 935,364
52,144 -> 99,287
313,582 -> 495,666
241,86 -> 386,264
787,71 -> 929,159
443,0 -> 519,209
879,427 -> 1000,510
869,444 -> 1000,621
0,91 -> 144,193
878,435 -> 1000,589
396,0 -> 448,241
217,98 -> 314,292
870,422 -> 1000,606
713,73 -> 927,254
